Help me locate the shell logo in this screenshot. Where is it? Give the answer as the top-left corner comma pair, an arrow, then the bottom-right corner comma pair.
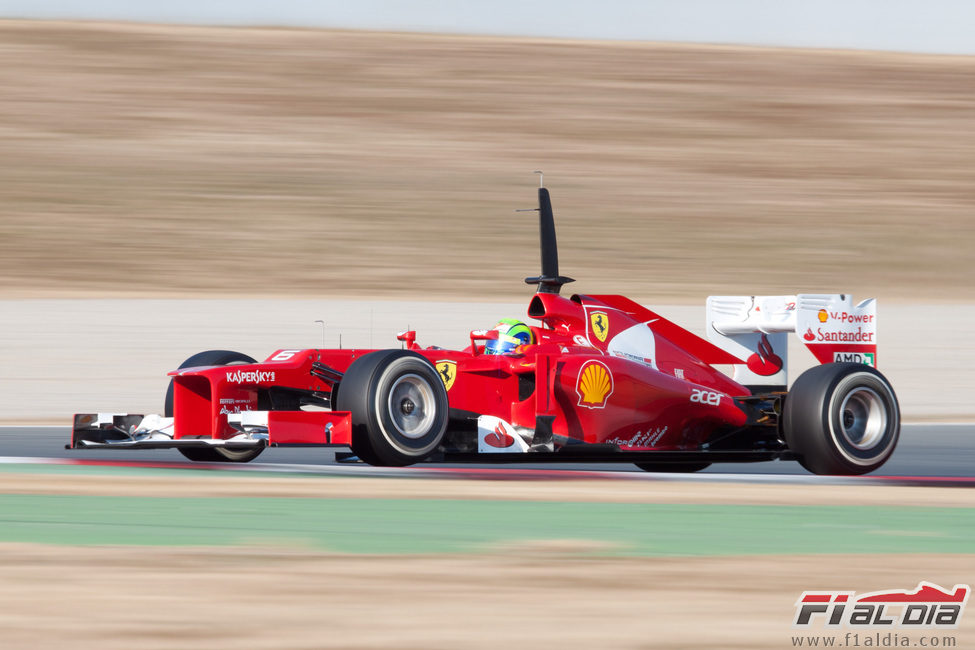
818,309 -> 829,323
576,360 -> 614,409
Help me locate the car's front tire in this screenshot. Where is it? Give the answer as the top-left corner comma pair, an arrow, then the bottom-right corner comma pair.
165,350 -> 265,463
783,363 -> 900,475
336,350 -> 448,467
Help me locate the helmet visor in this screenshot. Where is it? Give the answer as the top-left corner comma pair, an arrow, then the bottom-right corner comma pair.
485,333 -> 522,355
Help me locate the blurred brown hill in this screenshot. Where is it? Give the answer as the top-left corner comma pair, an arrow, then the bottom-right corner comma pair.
1,21 -> 973,302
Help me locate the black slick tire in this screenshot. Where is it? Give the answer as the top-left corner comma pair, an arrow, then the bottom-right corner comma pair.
783,362 -> 900,475
336,350 -> 448,467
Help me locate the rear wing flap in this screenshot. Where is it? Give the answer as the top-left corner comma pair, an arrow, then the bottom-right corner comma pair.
706,294 -> 877,389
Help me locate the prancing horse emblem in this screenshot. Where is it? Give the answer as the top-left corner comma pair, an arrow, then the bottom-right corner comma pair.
590,311 -> 609,343
436,360 -> 457,391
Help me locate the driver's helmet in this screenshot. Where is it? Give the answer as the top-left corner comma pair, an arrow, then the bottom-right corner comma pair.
485,318 -> 535,355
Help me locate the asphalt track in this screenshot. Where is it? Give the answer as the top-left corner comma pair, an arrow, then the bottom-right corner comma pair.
1,424 -> 972,479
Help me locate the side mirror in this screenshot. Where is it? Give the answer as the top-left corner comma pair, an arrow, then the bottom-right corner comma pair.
469,329 -> 499,356
396,330 -> 418,350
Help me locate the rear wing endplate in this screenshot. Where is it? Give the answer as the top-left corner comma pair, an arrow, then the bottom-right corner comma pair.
706,294 -> 877,389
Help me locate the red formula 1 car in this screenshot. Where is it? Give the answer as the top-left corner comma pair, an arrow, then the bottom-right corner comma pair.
72,183 -> 900,475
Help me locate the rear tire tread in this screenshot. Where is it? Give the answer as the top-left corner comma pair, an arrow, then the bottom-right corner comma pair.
783,363 -> 900,475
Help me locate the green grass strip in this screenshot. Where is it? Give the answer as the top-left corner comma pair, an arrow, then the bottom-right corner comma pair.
0,495 -> 972,556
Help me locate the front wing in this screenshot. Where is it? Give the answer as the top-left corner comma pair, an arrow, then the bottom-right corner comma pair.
69,411 -> 352,451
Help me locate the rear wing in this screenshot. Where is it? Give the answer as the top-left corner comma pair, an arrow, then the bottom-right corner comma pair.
706,294 -> 877,390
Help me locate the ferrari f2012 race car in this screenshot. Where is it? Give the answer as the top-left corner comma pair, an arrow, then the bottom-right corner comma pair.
71,182 -> 900,475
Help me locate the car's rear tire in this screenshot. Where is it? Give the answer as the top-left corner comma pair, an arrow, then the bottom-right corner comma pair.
165,350 -> 265,463
783,362 -> 900,475
634,462 -> 711,473
336,350 -> 448,467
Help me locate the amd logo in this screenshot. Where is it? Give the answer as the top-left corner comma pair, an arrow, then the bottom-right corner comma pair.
833,352 -> 876,367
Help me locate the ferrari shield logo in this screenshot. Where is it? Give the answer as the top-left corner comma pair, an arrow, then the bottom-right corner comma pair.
435,360 -> 456,391
589,311 -> 610,343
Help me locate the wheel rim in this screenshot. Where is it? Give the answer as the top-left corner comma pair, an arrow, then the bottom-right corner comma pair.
387,374 -> 436,439
838,387 -> 887,450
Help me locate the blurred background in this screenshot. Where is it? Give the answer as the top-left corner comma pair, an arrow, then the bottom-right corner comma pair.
2,7 -> 974,650
1,2 -> 974,303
